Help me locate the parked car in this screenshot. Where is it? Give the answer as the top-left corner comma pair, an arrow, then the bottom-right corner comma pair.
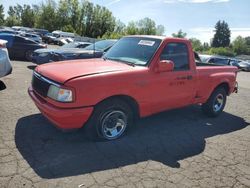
32,42 -> 92,64
19,33 -> 42,43
29,36 -> 238,141
229,59 -> 250,72
42,33 -> 59,44
199,54 -> 230,65
32,40 -> 116,64
0,29 -> 17,35
57,37 -> 74,46
0,39 -> 12,78
0,34 -> 47,61
33,28 -> 49,37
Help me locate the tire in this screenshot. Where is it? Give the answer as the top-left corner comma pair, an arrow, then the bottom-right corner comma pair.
84,98 -> 134,141
202,87 -> 227,117
25,50 -> 33,61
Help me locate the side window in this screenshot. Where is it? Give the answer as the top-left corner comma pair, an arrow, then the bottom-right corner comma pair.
15,37 -> 26,43
213,58 -> 229,65
160,42 -> 189,71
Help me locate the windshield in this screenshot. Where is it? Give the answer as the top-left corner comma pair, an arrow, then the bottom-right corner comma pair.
103,37 -> 162,66
199,55 -> 211,63
84,40 -> 116,51
61,42 -> 78,49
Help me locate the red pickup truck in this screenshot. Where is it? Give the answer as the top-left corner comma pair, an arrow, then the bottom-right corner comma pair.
29,36 -> 238,141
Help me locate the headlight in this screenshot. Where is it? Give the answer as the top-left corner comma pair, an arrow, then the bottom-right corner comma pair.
39,52 -> 49,57
47,85 -> 73,102
63,53 -> 78,57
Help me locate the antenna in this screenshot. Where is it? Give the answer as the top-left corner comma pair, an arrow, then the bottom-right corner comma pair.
93,38 -> 95,58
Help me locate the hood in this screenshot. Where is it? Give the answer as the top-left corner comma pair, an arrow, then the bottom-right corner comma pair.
35,58 -> 137,83
34,48 -> 59,53
35,48 -> 101,55
239,61 -> 250,67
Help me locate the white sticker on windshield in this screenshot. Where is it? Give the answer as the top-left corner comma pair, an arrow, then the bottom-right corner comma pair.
138,40 -> 155,46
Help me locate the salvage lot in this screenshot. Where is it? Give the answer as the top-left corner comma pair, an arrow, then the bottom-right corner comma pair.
0,60 -> 250,188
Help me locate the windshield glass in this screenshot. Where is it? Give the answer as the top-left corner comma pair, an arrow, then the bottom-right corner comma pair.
84,40 -> 116,51
61,42 -> 77,49
103,37 -> 162,66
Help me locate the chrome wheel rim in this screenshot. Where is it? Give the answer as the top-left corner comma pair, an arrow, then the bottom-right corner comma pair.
213,94 -> 224,112
101,110 -> 127,140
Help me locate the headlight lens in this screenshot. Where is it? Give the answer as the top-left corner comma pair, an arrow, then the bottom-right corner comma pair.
39,52 -> 49,57
47,85 -> 73,102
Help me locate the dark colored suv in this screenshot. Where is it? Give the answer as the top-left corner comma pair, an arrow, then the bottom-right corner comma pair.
0,34 -> 46,61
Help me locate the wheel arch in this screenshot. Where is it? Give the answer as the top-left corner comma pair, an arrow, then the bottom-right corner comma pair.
95,95 -> 140,119
214,82 -> 230,95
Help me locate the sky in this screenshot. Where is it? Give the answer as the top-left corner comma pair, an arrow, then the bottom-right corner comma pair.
1,0 -> 250,43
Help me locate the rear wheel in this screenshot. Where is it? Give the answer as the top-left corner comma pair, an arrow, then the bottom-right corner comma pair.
202,87 -> 227,117
85,98 -> 133,141
25,50 -> 33,61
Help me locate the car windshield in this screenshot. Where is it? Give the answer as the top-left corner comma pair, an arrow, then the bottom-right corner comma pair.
103,37 -> 162,66
84,40 -> 116,51
61,42 -> 78,49
199,55 -> 211,63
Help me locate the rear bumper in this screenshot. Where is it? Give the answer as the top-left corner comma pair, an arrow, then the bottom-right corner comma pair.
28,87 -> 93,130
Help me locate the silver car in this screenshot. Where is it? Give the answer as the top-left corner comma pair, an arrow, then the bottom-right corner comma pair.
0,39 -> 12,78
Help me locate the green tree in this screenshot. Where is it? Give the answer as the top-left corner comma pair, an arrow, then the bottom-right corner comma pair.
212,20 -> 231,47
36,0 -> 58,31
0,4 -> 4,25
189,38 -> 203,51
172,29 -> 187,38
156,25 -> 165,35
126,21 -> 138,35
5,6 -> 21,26
137,17 -> 156,35
21,5 -> 35,28
203,42 -> 210,51
232,36 -> 248,55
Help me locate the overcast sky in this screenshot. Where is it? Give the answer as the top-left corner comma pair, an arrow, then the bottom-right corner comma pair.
1,0 -> 250,43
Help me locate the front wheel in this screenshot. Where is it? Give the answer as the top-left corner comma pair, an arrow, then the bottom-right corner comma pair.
85,99 -> 133,141
202,87 -> 227,117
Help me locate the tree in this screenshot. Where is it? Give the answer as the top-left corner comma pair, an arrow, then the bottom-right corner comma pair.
189,38 -> 203,51
172,29 -> 187,38
0,4 -> 4,25
126,21 -> 138,35
137,17 -> 156,35
5,6 -> 21,26
203,42 -> 210,51
21,5 -> 35,28
212,20 -> 231,47
36,0 -> 58,31
232,36 -> 248,55
156,25 -> 165,35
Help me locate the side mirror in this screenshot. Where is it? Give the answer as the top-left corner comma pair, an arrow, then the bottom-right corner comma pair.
156,60 -> 174,73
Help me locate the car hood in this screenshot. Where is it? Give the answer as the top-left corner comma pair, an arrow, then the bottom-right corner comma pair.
34,48 -> 101,54
239,61 -> 250,67
35,58 -> 137,83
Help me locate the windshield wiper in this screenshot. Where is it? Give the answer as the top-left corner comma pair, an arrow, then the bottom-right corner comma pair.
103,57 -> 136,66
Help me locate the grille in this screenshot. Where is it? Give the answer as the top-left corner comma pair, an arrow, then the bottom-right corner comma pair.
32,72 -> 51,97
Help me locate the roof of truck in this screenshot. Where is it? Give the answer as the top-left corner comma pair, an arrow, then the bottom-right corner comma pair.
124,35 -> 189,42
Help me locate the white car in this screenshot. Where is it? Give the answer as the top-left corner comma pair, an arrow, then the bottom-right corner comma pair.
0,39 -> 12,78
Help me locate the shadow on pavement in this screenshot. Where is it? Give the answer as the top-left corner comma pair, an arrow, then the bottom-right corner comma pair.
15,106 -> 249,179
27,65 -> 37,70
0,80 -> 7,91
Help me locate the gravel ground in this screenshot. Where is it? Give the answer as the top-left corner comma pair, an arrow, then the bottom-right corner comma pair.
0,60 -> 250,188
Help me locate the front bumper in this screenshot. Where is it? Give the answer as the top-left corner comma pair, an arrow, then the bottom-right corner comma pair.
233,81 -> 238,93
28,87 -> 93,130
